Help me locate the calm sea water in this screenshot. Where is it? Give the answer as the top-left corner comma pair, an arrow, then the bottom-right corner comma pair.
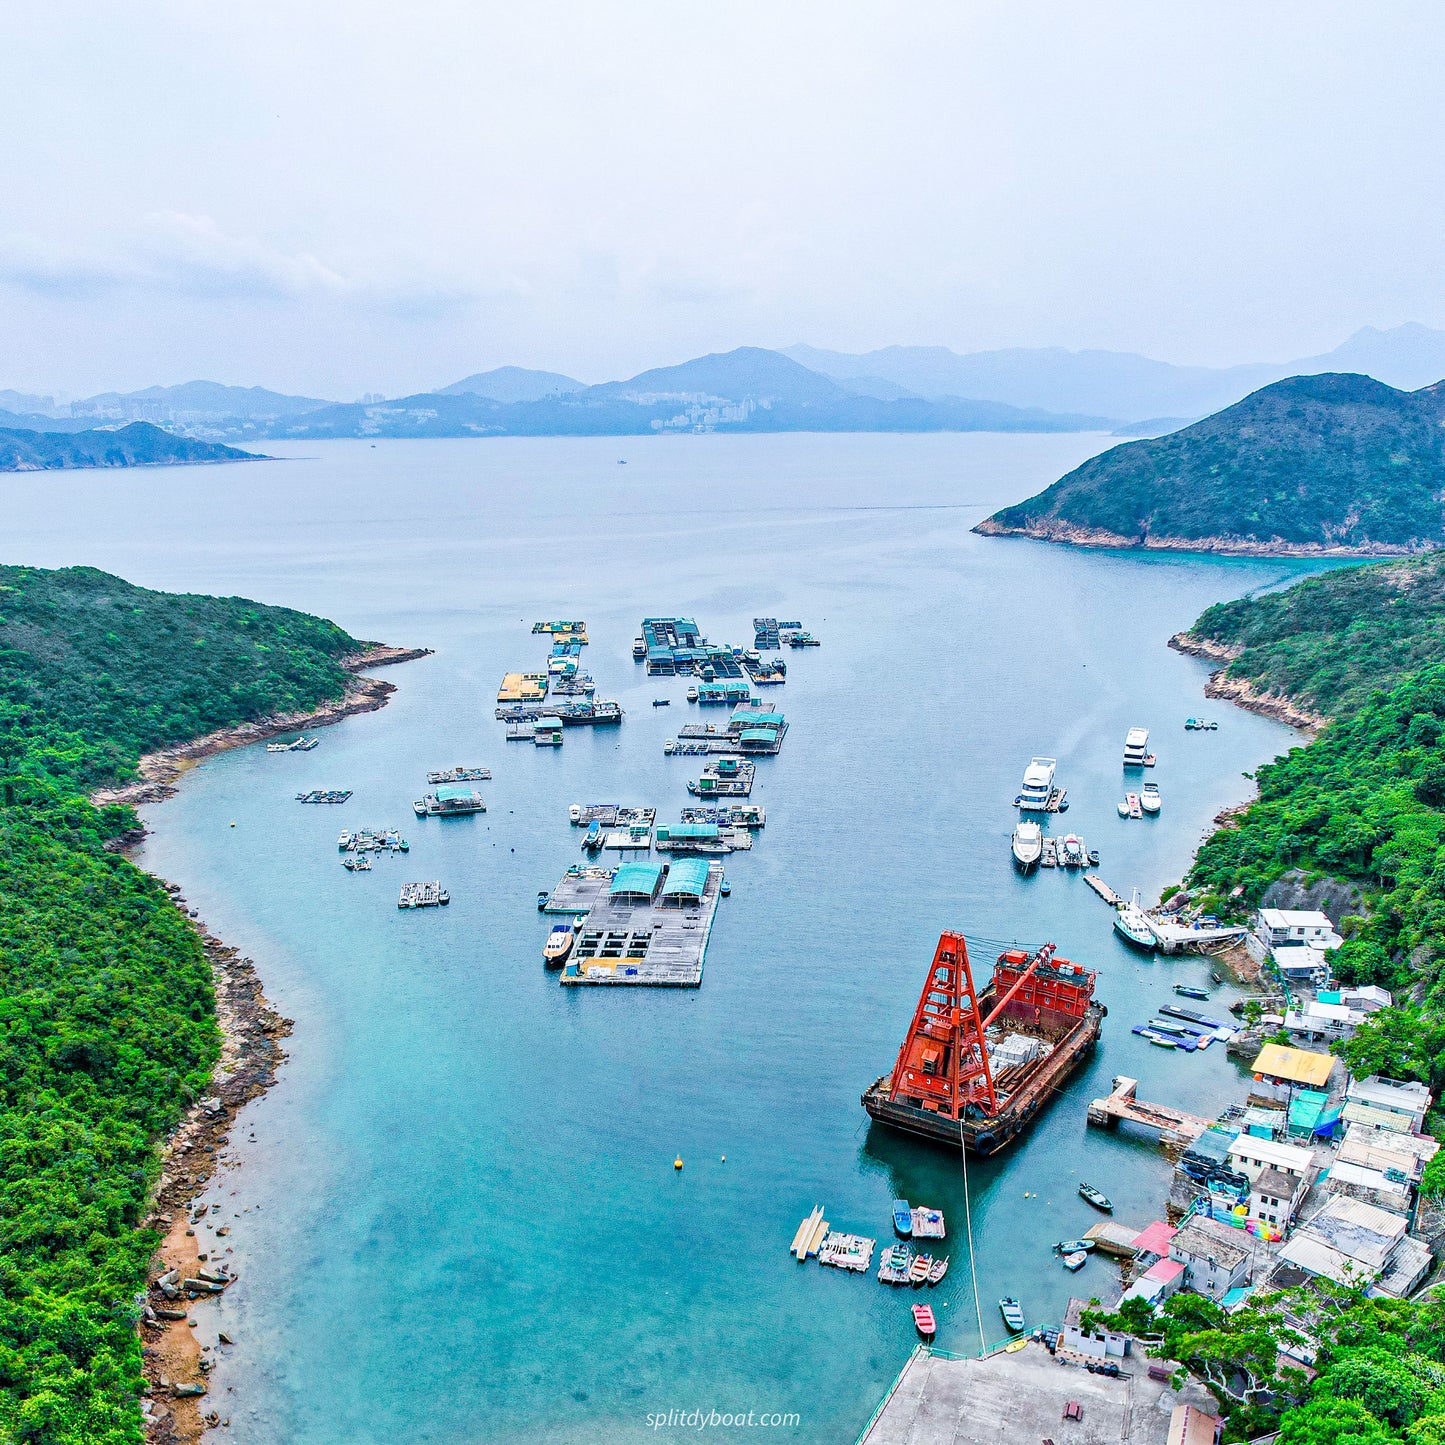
7,435 -> 1327,1443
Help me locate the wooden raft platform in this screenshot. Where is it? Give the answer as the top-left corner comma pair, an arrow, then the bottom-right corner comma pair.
561,863 -> 723,988
540,867 -> 613,913
1084,875 -> 1123,906
1086,1075 -> 1211,1147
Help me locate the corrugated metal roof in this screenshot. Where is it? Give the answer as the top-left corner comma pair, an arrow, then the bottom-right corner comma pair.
1277,1235 -> 1361,1283
434,784 -> 479,801
610,861 -> 663,896
661,858 -> 710,896
1251,1043 -> 1336,1087
660,823 -> 719,839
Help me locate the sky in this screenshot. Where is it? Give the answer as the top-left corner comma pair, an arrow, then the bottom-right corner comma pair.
1,1 -> 1443,398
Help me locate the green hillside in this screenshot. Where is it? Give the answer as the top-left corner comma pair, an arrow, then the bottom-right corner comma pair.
0,565 -> 370,1442
976,372 -> 1445,553
0,421 -> 257,471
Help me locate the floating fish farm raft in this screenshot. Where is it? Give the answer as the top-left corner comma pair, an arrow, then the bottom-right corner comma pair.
426,766 -> 490,783
687,758 -> 756,797
545,859 -> 724,987
531,620 -> 587,639
862,933 -> 1104,1155
296,789 -> 351,804
398,881 -> 449,909
497,672 -> 549,703
494,699 -> 622,725
413,785 -> 485,816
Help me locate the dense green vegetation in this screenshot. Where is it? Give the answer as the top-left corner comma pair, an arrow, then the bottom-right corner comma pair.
0,565 -> 367,1442
977,372 -> 1445,549
1191,551 -> 1445,717
0,422 -> 256,471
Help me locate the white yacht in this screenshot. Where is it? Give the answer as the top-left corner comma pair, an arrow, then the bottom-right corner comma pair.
1140,782 -> 1162,815
1011,821 -> 1043,871
1016,757 -> 1057,812
1123,727 -> 1150,768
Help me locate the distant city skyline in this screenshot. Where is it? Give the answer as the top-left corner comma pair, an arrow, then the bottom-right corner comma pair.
1,1 -> 1442,396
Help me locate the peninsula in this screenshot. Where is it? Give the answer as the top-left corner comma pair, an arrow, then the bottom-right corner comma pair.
0,420 -> 259,470
975,372 -> 1445,555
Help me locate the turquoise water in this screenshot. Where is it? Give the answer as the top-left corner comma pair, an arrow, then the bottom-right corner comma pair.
8,435 -> 1326,1442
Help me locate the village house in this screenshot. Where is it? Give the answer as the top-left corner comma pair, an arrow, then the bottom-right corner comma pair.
1273,1196 -> 1430,1297
1256,908 -> 1342,951
1249,1166 -> 1305,1232
1343,1075 -> 1433,1134
1226,1134 -> 1317,1192
1169,1216 -> 1253,1301
1061,1296 -> 1132,1359
1248,1042 -> 1340,1105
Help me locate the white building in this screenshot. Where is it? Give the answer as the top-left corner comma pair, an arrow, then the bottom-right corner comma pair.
1339,985 -> 1392,1014
1061,1296 -> 1131,1359
1227,1135 -> 1318,1191
1249,1167 -> 1305,1232
1256,909 -> 1343,951
1344,1076 -> 1433,1134
1274,946 -> 1334,988
1170,1216 -> 1253,1301
1283,1000 -> 1363,1044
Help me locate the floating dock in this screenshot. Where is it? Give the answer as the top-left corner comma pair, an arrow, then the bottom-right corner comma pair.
560,859 -> 724,987
398,881 -> 449,909
539,865 -> 614,914
654,823 -> 752,854
818,1232 -> 875,1271
687,758 -> 756,797
495,699 -> 622,725
413,786 -> 485,816
296,789 -> 351,804
1086,1075 -> 1211,1147
497,672 -> 548,703
744,656 -> 786,685
531,620 -> 587,640
680,804 -> 764,829
426,766 -> 490,783
1084,875 -> 1123,905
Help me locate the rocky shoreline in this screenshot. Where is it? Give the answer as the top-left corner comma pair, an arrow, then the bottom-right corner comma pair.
973,516 -> 1424,559
1167,632 -> 1326,733
92,645 -> 431,810
113,644 -> 427,1443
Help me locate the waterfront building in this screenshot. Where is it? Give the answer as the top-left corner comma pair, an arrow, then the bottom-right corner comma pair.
1255,908 -> 1343,951
1343,1075 -> 1433,1133
1168,1217 -> 1252,1301
1062,1297 -> 1132,1359
1226,1134 -> 1317,1191
1273,1196 -> 1428,1297
1273,946 -> 1334,988
1282,999 -> 1363,1044
1122,1257 -> 1185,1308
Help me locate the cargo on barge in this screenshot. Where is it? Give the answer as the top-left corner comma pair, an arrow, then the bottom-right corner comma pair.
862,933 -> 1104,1156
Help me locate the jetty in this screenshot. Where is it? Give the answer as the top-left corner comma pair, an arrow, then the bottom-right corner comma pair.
1084,874 -> 1123,906
398,881 -> 449,909
1087,1075 -> 1211,1147
1149,919 -> 1248,954
560,858 -> 724,987
296,789 -> 351,804
267,734 -> 318,752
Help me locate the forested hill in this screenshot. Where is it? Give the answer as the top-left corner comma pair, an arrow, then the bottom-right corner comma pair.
0,565 -> 377,1441
975,372 -> 1445,554
0,420 -> 258,470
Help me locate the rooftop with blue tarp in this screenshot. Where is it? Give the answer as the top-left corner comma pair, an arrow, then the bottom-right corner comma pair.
659,823 -> 720,840
739,728 -> 776,743
662,858 -> 710,897
435,783 -> 479,801
610,862 -> 663,897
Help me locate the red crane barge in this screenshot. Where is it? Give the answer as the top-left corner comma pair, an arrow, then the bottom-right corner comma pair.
862,932 -> 1104,1156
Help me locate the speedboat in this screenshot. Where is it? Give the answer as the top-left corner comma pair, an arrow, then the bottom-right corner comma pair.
568,803 -> 582,824
1114,893 -> 1156,950
1062,1251 -> 1087,1272
1054,1239 -> 1095,1255
686,686 -> 699,702
892,1200 -> 913,1237
999,1297 -> 1026,1332
1016,757 -> 1056,813
719,877 -> 731,896
632,638 -> 646,658
543,923 -> 576,967
1078,1183 -> 1113,1212
1060,834 -> 1085,868
1116,799 -> 1129,817
1140,782 -> 1161,815
1174,984 -> 1211,1001
1011,821 -> 1043,871
337,831 -> 352,848
536,891 -> 549,911
663,739 -> 676,755
1127,792 -> 1143,819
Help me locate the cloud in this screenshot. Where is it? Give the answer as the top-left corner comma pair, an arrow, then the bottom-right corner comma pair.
0,213 -> 470,314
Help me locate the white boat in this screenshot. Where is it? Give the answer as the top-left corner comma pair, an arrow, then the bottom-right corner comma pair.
337,831 -> 352,849
632,637 -> 646,658
568,803 -> 582,824
1123,726 -> 1150,768
686,686 -> 699,702
1011,821 -> 1043,871
1140,782 -> 1161,815
1016,757 -> 1056,813
663,739 -> 676,755
1114,890 -> 1157,950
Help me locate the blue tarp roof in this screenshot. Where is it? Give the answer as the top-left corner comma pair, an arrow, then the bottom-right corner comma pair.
662,858 -> 710,896
661,823 -> 720,839
739,728 -> 775,742
434,784 -> 478,801
611,862 -> 663,897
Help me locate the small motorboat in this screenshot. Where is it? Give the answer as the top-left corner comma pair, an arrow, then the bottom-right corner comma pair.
926,1256 -> 949,1286
912,1304 -> 937,1339
632,637 -> 646,658
536,891 -> 549,911
1087,849 -> 1101,866
653,698 -> 670,707
719,877 -> 731,896
1078,1183 -> 1113,1212
1133,1025 -> 1179,1048
1060,834 -> 1085,868
909,1253 -> 933,1285
892,1200 -> 913,1237
543,923 -> 576,968
1174,984 -> 1211,1000
877,1245 -> 913,1284
1211,970 -> 1225,985
1054,1239 -> 1095,1255
438,889 -> 450,905
1116,799 -> 1129,817
569,804 -> 582,824
337,831 -> 352,848
1062,1251 -> 1087,1272
663,739 -> 676,755
999,1297 -> 1026,1332
1127,792 -> 1143,819
1011,821 -> 1043,872
412,799 -> 427,817
1140,782 -> 1161,815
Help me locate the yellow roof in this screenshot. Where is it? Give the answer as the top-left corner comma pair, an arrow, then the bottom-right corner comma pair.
1252,1043 -> 1335,1088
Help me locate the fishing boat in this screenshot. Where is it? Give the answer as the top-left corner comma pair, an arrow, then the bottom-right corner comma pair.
892,1200 -> 913,1237
1062,1251 -> 1087,1272
999,1297 -> 1026,1332
543,923 -> 576,968
1140,782 -> 1161,815
1054,1239 -> 1095,1255
653,698 -> 670,707
1174,984 -> 1211,1001
909,1254 -> 933,1285
1016,757 -> 1057,813
686,686 -> 699,702
1011,821 -> 1043,872
926,1256 -> 949,1285
1113,893 -> 1156,950
912,1304 -> 936,1339
863,936 -> 1104,1156
1078,1182 -> 1113,1212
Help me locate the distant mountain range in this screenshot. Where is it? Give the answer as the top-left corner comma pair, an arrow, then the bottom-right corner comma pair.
0,422 -> 259,471
976,373 -> 1445,555
6,323 -> 1445,441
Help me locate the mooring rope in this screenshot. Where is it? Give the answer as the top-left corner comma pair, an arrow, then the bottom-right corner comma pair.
957,1119 -> 988,1356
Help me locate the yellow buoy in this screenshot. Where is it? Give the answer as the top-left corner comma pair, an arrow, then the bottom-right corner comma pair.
673,1156 -> 683,1170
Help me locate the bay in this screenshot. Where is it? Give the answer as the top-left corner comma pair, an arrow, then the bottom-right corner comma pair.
6,434 -> 1327,1442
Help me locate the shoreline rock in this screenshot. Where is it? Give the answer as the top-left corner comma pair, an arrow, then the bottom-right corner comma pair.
972,516 -> 1427,559
1167,633 -> 1326,734
127,644 -> 425,1443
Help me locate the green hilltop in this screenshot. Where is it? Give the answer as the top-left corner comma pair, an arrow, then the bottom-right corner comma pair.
976,372 -> 1445,554
0,421 -> 258,471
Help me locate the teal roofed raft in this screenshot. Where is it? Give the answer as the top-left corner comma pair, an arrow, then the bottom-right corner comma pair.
662,858 -> 710,897
610,861 -> 663,897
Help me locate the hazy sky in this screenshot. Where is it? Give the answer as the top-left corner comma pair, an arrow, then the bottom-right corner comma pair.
2,2 -> 1442,397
